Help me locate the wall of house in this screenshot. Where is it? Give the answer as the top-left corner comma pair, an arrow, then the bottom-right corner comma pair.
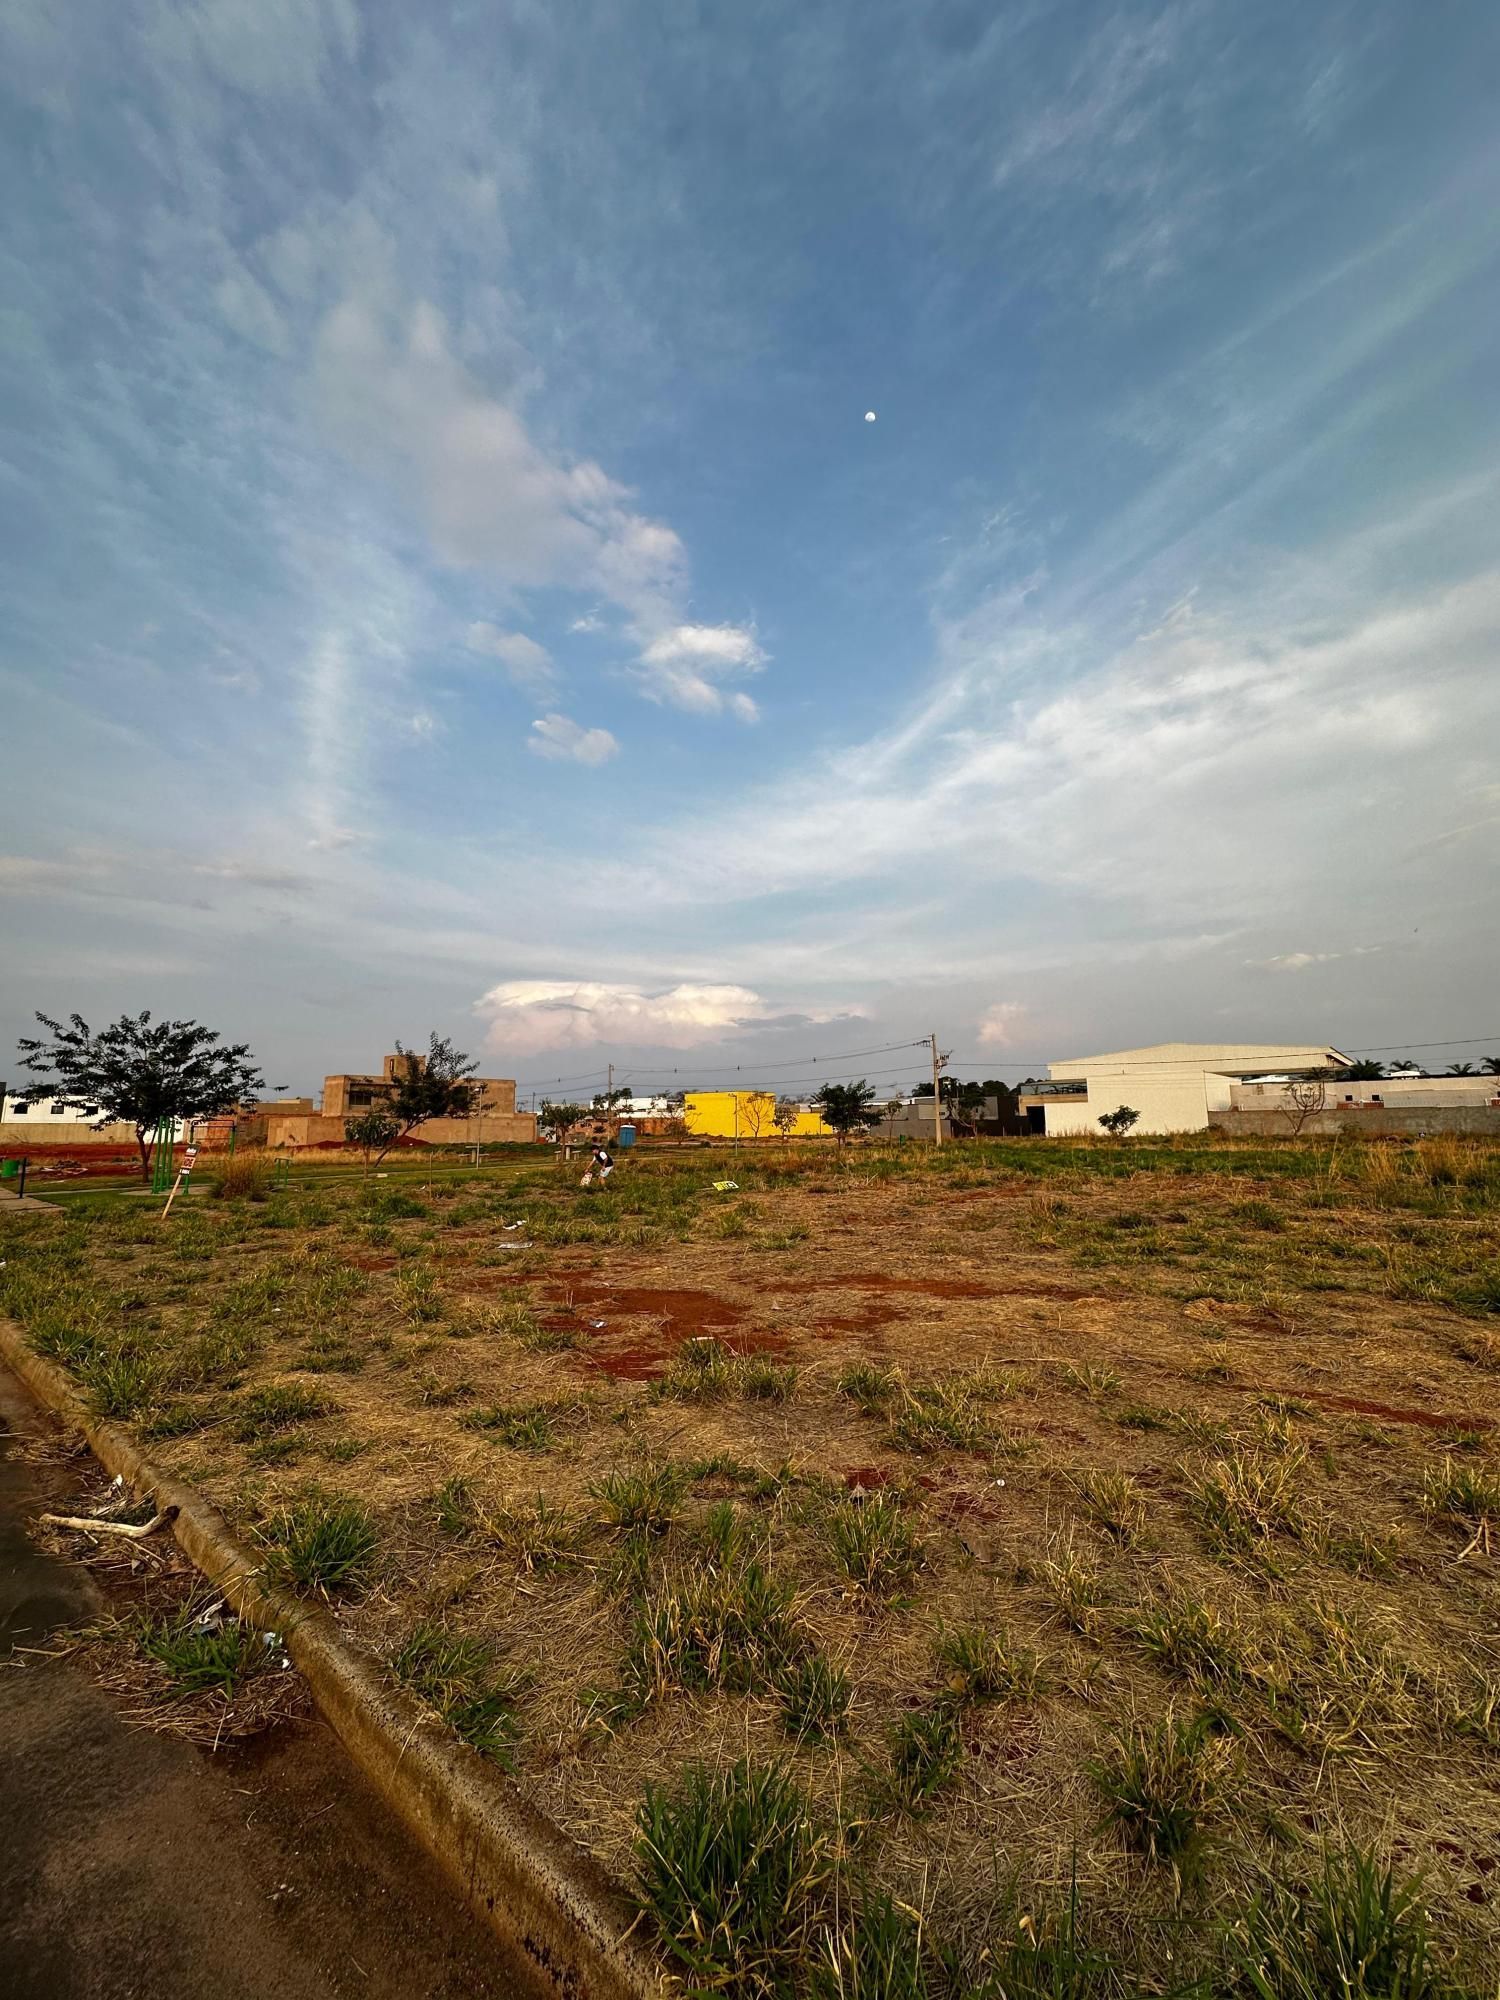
683,1091 -> 830,1139
1045,1067 -> 1216,1136
0,1120 -> 143,1148
322,1068 -> 518,1118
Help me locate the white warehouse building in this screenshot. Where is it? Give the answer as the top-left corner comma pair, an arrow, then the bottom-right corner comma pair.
1041,1043 -> 1349,1137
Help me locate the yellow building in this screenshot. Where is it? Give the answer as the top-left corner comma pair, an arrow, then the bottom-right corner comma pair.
683,1091 -> 830,1140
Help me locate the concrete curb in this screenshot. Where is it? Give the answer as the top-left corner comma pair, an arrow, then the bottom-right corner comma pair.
0,1316 -> 663,2000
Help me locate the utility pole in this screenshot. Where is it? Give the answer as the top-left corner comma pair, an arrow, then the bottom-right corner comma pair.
930,1032 -> 948,1147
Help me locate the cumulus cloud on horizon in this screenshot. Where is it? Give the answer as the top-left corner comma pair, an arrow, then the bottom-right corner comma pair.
475,978 -> 857,1056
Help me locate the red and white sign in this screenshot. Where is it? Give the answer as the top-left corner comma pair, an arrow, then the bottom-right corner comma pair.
182,1146 -> 199,1171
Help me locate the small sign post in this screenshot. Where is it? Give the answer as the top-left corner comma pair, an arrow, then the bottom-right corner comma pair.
161,1144 -> 199,1218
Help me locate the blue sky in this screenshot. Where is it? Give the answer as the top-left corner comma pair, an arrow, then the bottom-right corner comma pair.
3,0 -> 1498,1101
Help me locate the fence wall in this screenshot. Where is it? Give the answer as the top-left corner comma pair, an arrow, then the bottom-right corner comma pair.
1210,1107 -> 1500,1139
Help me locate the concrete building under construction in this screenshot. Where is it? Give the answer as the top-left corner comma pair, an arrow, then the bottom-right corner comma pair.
265,1053 -> 536,1148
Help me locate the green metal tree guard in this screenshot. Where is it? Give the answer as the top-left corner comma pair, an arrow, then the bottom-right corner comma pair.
150,1118 -> 176,1193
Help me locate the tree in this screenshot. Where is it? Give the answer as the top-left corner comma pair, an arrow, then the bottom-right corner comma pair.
17,1010 -> 263,1182
882,1096 -> 904,1139
949,1080 -> 988,1137
346,1108 -> 401,1176
591,1085 -> 633,1115
773,1097 -> 801,1143
1097,1105 -> 1140,1138
811,1078 -> 880,1145
1340,1060 -> 1386,1081
1279,1074 -> 1328,1138
1446,1062 -> 1477,1076
387,1034 -> 480,1138
539,1100 -> 589,1146
734,1092 -> 775,1142
1483,1057 -> 1500,1077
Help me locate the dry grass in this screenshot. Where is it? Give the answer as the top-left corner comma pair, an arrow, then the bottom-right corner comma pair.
5,1132 -> 1500,1989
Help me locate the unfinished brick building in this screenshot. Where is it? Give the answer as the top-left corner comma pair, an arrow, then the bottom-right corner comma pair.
265,1053 -> 536,1148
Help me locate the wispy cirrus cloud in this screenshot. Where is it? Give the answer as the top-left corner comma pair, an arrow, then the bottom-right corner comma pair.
465,623 -> 559,697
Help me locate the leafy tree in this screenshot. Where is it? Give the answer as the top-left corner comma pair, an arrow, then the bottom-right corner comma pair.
386,1034 -> 480,1141
1446,1062 -> 1476,1076
772,1097 -> 801,1142
1097,1105 -> 1140,1138
811,1079 -> 880,1145
539,1100 -> 589,1145
1340,1059 -> 1386,1081
591,1085 -> 633,1114
882,1096 -> 904,1138
346,1108 -> 401,1176
1483,1057 -> 1500,1077
16,1010 -> 263,1181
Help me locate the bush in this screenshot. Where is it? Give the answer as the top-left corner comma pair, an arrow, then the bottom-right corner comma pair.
209,1154 -> 274,1201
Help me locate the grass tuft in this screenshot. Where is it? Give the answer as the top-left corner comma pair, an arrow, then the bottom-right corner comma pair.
232,1381 -> 335,1440
136,1603 -> 264,1696
635,1759 -> 831,1992
824,1491 -> 925,1595
883,1705 -> 965,1815
1233,1844 -> 1470,2000
1089,1707 -> 1229,1869
590,1461 -> 686,1535
391,1621 -> 527,1766
934,1622 -> 1045,1703
259,1492 -> 378,1595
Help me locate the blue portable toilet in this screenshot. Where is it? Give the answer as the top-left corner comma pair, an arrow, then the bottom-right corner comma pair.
617,1124 -> 637,1149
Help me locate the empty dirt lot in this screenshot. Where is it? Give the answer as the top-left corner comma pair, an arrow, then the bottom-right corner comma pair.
3,1135 -> 1497,1994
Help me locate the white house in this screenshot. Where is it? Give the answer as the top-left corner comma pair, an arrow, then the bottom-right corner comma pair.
0,1091 -> 105,1124
1042,1043 -> 1349,1137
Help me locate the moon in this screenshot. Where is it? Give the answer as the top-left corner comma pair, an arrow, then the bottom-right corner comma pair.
864,410 -> 877,422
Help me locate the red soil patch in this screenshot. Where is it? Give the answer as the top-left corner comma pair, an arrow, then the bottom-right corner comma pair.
791,1272 -> 999,1301
347,1254 -> 397,1272
842,1466 -> 891,1490
546,1282 -> 744,1335
545,1282 -> 794,1381
915,1470 -> 1005,1523
787,1273 -> 1111,1306
1299,1389 -> 1494,1432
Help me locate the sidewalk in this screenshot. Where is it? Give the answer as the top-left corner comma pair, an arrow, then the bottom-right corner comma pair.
0,1362 -> 539,2000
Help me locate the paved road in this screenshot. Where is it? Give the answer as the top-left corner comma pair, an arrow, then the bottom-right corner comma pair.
0,1360 -> 539,2000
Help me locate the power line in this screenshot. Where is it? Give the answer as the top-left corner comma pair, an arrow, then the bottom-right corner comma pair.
516,1036 -> 928,1093
518,1030 -> 1500,1096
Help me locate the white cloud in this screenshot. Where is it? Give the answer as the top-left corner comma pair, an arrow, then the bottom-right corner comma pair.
406,709 -> 439,740
314,292 -> 686,625
465,622 -> 558,696
527,713 -> 619,766
569,613 -> 605,634
1250,947 -> 1382,973
620,564 -> 1500,930
634,622 -> 766,718
475,979 -> 842,1056
976,1001 -> 1028,1047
